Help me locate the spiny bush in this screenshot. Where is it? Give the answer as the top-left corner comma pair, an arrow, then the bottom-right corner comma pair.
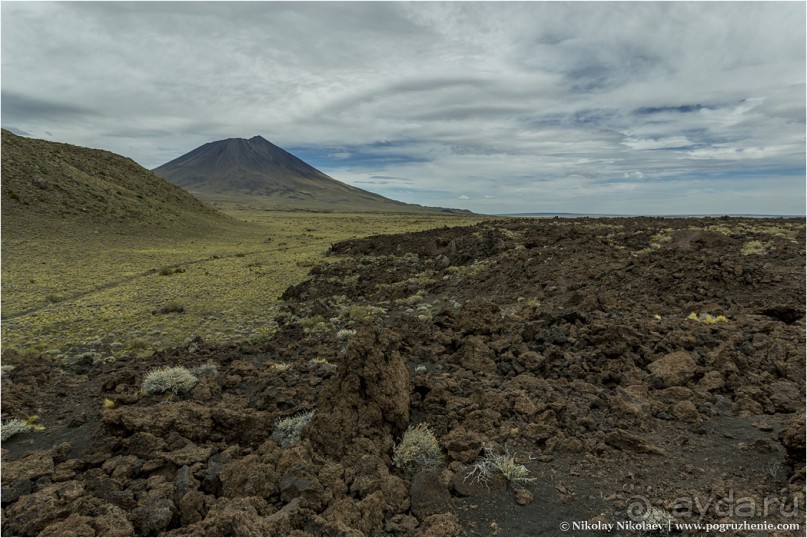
272,410 -> 314,448
336,328 -> 357,340
393,423 -> 443,475
142,366 -> 198,395
1,364 -> 15,385
191,363 -> 218,377
1,419 -> 31,441
465,447 -> 535,486
343,304 -> 387,321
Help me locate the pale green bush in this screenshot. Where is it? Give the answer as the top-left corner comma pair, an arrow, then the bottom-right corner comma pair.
142,366 -> 198,395
191,363 -> 218,377
272,410 -> 314,448
1,419 -> 31,441
393,423 -> 443,474
465,447 -> 535,486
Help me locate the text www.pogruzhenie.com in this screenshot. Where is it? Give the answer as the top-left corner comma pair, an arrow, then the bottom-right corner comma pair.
559,520 -> 801,533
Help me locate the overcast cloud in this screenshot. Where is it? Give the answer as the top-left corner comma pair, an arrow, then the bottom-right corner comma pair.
2,1 -> 804,215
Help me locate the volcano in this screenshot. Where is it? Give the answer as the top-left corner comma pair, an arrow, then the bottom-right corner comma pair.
153,136 -> 464,214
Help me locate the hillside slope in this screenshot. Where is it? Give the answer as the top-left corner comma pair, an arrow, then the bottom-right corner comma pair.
1,129 -> 227,235
154,136 -> 467,214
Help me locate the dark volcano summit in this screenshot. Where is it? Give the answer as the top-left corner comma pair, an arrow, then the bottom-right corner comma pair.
153,136 -> 464,213
154,136 -> 339,195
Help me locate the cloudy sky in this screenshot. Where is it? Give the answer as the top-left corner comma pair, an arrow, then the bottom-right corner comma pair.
2,2 -> 805,215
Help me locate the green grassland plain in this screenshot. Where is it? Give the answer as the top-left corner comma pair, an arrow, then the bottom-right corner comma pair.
1,207 -> 486,361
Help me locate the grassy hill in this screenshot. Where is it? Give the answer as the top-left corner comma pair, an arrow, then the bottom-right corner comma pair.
1,129 -> 227,236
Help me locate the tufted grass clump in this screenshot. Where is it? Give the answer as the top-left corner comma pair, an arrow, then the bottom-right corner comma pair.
1,419 -> 32,442
465,447 -> 535,486
494,452 -> 535,483
741,240 -> 769,255
336,328 -> 357,340
1,364 -> 15,385
643,506 -> 675,526
308,357 -> 336,372
191,362 -> 218,377
142,366 -> 198,395
272,410 -> 314,448
393,423 -> 443,475
687,312 -> 729,324
343,304 -> 387,321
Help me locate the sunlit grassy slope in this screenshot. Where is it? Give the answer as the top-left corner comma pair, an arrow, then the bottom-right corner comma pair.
2,209 -> 486,359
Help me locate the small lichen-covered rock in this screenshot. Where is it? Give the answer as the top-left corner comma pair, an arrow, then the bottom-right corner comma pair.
442,427 -> 483,464
131,498 -> 176,535
514,487 -> 534,506
455,335 -> 497,374
2,450 -> 54,482
768,379 -> 801,413
418,512 -> 462,537
647,351 -> 697,387
410,470 -> 451,519
218,454 -> 279,499
672,400 -> 701,423
604,429 -> 665,455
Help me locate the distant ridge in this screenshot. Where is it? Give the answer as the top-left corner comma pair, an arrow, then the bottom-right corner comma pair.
1,129 -> 227,233
153,136 -> 470,214
503,212 -> 807,218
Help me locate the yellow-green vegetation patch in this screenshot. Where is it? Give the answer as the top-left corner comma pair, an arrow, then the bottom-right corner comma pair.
687,312 -> 729,324
3,211 -> 486,359
336,328 -> 357,340
705,220 -> 805,240
341,304 -> 387,321
0,415 -> 46,442
393,422 -> 443,475
465,447 -> 535,486
740,240 -> 770,255
1,419 -> 32,441
632,228 -> 674,255
300,315 -> 329,334
272,410 -> 315,448
142,366 -> 198,395
649,229 -> 674,248
396,291 -> 427,306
